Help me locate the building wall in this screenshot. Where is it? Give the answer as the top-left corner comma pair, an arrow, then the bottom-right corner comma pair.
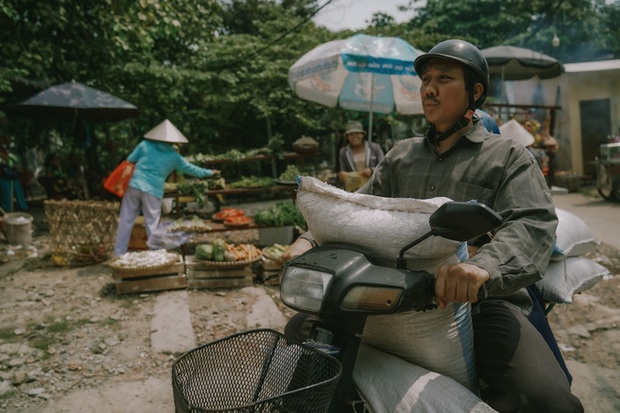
487,63 -> 620,177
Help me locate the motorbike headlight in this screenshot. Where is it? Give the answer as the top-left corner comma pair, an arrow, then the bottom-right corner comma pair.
342,286 -> 403,312
280,266 -> 333,313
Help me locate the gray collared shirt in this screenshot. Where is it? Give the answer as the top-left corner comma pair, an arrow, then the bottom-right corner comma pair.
360,121 -> 558,313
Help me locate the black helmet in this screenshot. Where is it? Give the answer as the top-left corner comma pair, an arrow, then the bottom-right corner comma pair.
414,39 -> 489,108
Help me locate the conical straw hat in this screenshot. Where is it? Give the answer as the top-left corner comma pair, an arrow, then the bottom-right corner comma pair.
499,119 -> 535,147
144,119 -> 189,144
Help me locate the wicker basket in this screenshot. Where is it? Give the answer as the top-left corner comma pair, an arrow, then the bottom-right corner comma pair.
44,199 -> 120,266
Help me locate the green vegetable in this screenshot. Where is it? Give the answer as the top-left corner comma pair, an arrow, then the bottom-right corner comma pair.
229,175 -> 275,188
253,200 -> 306,228
278,165 -> 303,182
195,244 -> 213,260
212,239 -> 226,262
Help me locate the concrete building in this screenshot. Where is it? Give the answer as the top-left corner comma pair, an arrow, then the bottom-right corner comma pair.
484,59 -> 620,179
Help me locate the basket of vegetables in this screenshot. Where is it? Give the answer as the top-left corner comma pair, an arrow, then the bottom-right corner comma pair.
195,239 -> 262,268
292,136 -> 319,154
212,208 -> 252,227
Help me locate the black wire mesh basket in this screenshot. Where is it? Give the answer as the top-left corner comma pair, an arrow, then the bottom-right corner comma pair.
172,329 -> 342,413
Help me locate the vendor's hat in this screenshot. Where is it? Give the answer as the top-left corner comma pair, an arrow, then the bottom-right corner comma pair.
344,121 -> 366,136
498,119 -> 535,147
144,119 -> 189,144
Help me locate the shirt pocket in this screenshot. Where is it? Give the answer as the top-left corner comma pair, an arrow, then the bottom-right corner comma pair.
450,180 -> 497,206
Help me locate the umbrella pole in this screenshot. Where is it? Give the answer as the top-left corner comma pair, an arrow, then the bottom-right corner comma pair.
368,73 -> 374,142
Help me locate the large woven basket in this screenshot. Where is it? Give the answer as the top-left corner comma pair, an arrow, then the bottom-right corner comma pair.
44,199 -> 120,266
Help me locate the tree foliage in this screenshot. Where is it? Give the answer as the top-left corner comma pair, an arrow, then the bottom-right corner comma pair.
406,0 -> 619,61
1,0 -> 618,191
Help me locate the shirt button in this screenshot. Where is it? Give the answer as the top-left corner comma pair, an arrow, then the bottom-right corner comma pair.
430,185 -> 436,190
438,157 -> 443,162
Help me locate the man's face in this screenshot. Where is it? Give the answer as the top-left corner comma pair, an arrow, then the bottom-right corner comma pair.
420,58 -> 469,132
346,131 -> 364,146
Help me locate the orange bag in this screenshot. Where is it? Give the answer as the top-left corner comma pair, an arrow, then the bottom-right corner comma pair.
103,160 -> 135,197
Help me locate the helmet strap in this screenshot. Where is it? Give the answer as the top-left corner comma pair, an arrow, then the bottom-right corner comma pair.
427,108 -> 475,145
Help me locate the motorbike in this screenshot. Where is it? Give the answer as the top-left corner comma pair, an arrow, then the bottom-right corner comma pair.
279,201 -> 503,413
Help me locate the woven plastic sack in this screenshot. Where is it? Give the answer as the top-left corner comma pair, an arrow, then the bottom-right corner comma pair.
355,343 -> 497,413
551,208 -> 600,261
296,176 -> 459,271
361,302 -> 478,393
296,176 -> 477,392
536,257 -> 610,304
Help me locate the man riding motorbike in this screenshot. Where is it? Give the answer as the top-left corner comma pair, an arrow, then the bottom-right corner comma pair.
283,39 -> 583,413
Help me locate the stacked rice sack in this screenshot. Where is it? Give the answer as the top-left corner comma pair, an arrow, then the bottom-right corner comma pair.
296,176 -> 478,395
536,208 -> 610,304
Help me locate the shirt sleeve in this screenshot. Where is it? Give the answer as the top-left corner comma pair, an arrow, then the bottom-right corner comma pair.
175,156 -> 214,178
126,142 -> 143,163
467,149 -> 558,299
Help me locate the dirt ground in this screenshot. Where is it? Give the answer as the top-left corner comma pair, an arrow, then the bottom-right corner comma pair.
0,203 -> 619,412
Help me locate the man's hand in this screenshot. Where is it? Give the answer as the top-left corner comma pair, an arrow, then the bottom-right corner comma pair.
281,238 -> 313,262
434,262 -> 490,310
360,167 -> 373,178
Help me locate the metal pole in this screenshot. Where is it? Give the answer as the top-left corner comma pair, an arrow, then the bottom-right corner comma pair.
368,73 -> 374,142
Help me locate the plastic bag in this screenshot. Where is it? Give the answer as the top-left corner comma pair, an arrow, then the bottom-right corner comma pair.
103,160 -> 135,197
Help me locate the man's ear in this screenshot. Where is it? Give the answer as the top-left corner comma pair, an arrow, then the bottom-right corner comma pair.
473,82 -> 484,102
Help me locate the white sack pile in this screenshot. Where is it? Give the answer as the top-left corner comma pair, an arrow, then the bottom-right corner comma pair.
537,208 -> 609,304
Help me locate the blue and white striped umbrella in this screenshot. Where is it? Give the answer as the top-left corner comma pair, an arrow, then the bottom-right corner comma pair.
288,34 -> 425,138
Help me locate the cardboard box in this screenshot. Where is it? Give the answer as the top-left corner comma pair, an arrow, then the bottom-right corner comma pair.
128,221 -> 148,250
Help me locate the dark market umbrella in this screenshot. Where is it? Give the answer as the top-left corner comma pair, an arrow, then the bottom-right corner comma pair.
5,81 -> 139,122
481,45 -> 564,81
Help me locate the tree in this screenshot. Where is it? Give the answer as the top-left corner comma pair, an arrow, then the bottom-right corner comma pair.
406,0 -> 619,62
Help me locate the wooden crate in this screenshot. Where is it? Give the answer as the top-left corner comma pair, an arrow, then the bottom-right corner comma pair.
112,255 -> 187,294
185,255 -> 255,289
255,267 -> 281,286
115,273 -> 187,294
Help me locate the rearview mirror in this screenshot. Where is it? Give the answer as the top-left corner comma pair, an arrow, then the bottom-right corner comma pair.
429,202 -> 503,242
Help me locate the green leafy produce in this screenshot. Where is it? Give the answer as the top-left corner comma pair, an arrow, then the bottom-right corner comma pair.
176,180 -> 210,207
195,244 -> 213,260
212,239 -> 226,262
278,165 -> 303,182
254,200 -> 306,228
229,175 -> 274,188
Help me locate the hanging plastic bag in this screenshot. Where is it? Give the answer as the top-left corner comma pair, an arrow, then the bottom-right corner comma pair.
103,160 -> 135,197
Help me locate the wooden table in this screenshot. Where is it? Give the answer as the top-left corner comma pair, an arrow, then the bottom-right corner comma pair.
166,184 -> 297,213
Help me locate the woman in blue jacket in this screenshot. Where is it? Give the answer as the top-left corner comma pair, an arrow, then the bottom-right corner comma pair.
113,120 -> 217,256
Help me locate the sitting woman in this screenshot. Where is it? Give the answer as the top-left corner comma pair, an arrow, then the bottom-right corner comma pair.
338,121 -> 385,191
38,153 -> 79,200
